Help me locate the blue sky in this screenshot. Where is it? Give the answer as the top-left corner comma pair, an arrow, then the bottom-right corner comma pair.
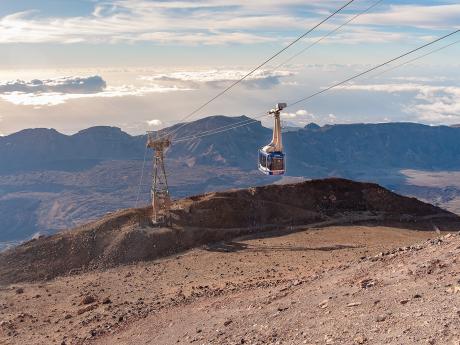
0,0 -> 459,135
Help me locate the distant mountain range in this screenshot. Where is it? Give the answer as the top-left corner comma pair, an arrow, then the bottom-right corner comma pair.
1,115 -> 460,244
3,116 -> 460,174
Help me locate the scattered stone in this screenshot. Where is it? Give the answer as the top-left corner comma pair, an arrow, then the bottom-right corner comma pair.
347,302 -> 361,307
15,288 -> 24,294
102,297 -> 112,304
446,285 -> 460,294
375,315 -> 387,322
400,299 -> 409,305
77,305 -> 96,315
81,295 -> 96,305
319,300 -> 329,309
360,279 -> 375,289
223,320 -> 232,326
354,335 -> 367,344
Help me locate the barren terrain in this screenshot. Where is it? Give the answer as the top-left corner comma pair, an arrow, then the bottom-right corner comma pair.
1,179 -> 460,344
1,226 -> 459,345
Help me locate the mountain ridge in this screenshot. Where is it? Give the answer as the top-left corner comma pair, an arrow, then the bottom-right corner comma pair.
2,116 -> 460,243
1,178 -> 458,285
3,117 -> 460,173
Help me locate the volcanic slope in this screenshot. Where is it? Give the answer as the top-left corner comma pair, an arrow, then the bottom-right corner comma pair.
0,178 -> 458,286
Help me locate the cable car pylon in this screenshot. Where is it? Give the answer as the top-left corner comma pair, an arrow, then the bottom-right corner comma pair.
258,103 -> 286,175
146,131 -> 172,226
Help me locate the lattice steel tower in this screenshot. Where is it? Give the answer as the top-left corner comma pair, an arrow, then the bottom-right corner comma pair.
147,131 -> 171,225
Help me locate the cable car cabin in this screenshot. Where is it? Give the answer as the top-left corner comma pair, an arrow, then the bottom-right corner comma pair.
258,102 -> 287,175
258,150 -> 285,175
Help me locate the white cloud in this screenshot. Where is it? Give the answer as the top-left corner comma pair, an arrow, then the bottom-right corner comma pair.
327,113 -> 337,122
146,119 -> 162,127
281,109 -> 314,118
0,1 -> 454,45
0,76 -> 106,94
0,76 -> 192,107
354,4 -> 460,29
317,28 -> 406,45
295,109 -> 309,116
336,83 -> 460,123
141,69 -> 293,83
391,76 -> 450,83
0,4 -> 295,45
141,69 -> 294,89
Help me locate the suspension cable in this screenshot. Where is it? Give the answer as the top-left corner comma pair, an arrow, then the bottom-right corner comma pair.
172,116 -> 264,142
173,114 -> 267,142
159,0 -> 357,139
272,0 -> 385,71
288,29 -> 460,108
369,39 -> 460,79
168,0 -> 384,143
171,30 -> 460,144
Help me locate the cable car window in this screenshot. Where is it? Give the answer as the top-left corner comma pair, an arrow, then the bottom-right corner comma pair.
259,152 -> 267,168
272,157 -> 284,171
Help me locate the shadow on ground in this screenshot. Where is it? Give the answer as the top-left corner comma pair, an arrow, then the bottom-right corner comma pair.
204,241 -> 359,253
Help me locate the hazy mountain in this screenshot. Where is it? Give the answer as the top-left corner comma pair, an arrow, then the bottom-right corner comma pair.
0,126 -> 145,173
3,117 -> 460,174
285,122 -> 460,176
2,115 -> 460,244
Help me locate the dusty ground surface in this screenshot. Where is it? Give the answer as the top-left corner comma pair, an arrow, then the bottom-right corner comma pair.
2,225 -> 459,345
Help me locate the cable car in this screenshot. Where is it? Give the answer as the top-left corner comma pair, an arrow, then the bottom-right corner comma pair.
258,103 -> 286,175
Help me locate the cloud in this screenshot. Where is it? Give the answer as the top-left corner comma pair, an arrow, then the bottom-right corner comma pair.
316,28 -> 406,45
140,69 -> 294,89
336,82 -> 460,123
354,4 -> 460,29
146,119 -> 162,127
0,75 -> 192,107
391,76 -> 450,83
0,4 -> 294,45
281,109 -> 314,118
0,76 -> 106,94
0,1 -> 454,45
327,113 -> 337,122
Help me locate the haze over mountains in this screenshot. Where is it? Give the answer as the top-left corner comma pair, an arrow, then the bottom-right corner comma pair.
1,115 -> 460,245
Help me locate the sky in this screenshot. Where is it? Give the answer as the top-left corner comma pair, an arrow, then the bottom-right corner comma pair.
0,0 -> 459,136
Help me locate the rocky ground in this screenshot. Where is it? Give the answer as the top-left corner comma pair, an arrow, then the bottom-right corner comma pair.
1,225 -> 459,345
